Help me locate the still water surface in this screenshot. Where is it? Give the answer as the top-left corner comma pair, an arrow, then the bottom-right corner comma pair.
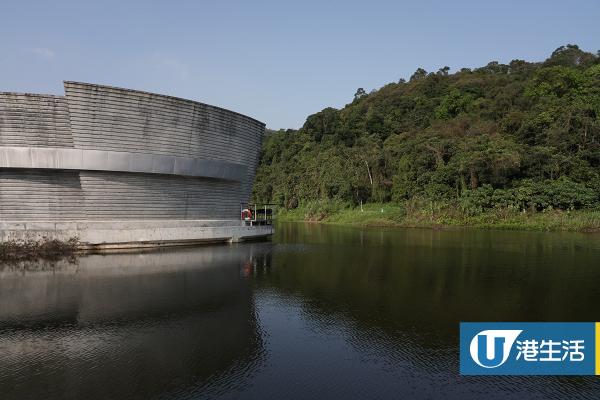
1,223 -> 600,399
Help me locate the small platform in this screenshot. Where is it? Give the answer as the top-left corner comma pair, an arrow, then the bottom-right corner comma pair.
241,203 -> 276,227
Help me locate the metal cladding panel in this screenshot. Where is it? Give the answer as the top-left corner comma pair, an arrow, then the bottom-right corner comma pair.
0,81 -> 265,221
63,81 -> 264,156
0,170 -> 244,221
63,81 -> 264,208
79,171 -> 242,220
0,93 -> 74,147
0,170 -> 85,220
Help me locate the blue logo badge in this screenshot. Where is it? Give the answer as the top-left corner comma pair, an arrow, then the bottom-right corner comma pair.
460,322 -> 598,375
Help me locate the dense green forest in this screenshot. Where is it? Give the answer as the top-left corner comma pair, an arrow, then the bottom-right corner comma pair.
253,45 -> 600,227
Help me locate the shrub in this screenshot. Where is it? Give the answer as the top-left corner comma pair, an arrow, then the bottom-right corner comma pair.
459,178 -> 597,214
303,199 -> 350,221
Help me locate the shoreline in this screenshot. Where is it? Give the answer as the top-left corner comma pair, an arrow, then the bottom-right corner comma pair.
276,204 -> 600,233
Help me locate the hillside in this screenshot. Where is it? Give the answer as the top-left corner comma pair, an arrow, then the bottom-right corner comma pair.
252,45 -> 600,229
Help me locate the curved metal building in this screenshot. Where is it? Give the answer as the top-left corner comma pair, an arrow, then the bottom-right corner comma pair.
0,81 -> 271,248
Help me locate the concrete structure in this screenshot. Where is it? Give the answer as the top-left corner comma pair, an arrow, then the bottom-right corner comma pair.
0,81 -> 272,248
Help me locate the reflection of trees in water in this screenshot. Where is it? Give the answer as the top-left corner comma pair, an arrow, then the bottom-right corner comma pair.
253,226 -> 600,398
265,224 -> 600,336
0,244 -> 271,400
256,224 -> 600,368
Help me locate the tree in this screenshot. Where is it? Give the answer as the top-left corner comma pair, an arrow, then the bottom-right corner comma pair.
354,88 -> 367,101
409,68 -> 427,81
252,44 -> 600,214
303,108 -> 340,142
545,44 -> 597,68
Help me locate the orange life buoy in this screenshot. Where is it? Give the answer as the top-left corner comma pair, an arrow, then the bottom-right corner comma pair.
241,208 -> 252,220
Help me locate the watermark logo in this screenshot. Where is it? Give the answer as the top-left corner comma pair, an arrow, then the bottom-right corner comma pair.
469,330 -> 522,368
460,322 -> 600,375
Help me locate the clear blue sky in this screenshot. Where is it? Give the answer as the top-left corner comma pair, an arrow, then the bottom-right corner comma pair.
1,0 -> 598,129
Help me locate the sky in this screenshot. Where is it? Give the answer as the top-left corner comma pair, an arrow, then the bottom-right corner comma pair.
1,1 -> 599,129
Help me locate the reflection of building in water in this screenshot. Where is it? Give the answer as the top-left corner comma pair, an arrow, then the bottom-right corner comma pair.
0,244 -> 272,400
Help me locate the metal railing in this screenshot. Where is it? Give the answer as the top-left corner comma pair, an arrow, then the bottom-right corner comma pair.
240,203 -> 276,226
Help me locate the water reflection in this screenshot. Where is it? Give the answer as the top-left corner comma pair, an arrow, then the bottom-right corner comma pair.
0,245 -> 271,400
1,224 -> 600,399
270,223 -> 600,327
251,223 -> 600,399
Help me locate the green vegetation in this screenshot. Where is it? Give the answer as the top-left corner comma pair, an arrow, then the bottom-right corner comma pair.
253,45 -> 600,231
276,201 -> 600,232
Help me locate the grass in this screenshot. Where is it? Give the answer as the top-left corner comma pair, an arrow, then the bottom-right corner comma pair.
276,201 -> 600,232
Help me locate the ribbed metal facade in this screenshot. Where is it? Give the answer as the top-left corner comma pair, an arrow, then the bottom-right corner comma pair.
0,93 -> 73,147
0,82 -> 265,221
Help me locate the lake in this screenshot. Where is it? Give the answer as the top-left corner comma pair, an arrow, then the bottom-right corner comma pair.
1,223 -> 600,399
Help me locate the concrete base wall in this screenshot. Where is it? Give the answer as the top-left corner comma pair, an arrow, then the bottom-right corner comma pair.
0,220 -> 273,250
